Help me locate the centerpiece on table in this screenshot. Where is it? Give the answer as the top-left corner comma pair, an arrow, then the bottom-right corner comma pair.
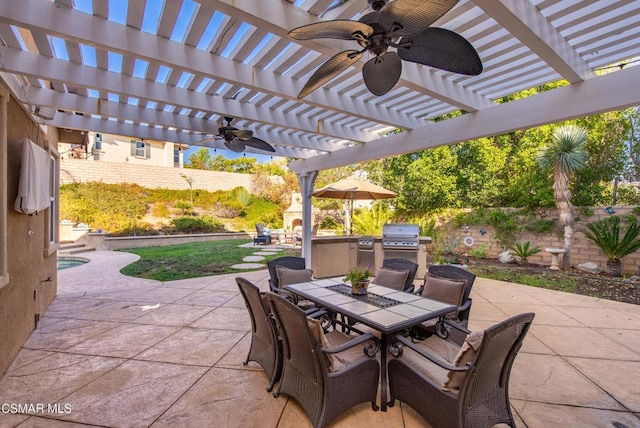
344,266 -> 373,295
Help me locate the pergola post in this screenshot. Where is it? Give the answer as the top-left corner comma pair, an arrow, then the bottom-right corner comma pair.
296,170 -> 318,269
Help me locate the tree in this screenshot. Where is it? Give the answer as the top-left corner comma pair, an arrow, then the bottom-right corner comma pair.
537,124 -> 588,269
185,147 -> 211,170
352,203 -> 394,236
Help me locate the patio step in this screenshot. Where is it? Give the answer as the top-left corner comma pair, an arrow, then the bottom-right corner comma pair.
58,242 -> 95,256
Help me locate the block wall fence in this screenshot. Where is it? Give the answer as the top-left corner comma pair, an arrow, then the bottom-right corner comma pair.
448,206 -> 640,274
59,158 -> 281,192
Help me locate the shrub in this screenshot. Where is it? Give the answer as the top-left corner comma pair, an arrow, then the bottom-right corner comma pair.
243,198 -> 282,227
108,222 -> 159,237
171,216 -> 226,234
211,201 -> 243,218
174,200 -> 193,215
509,241 -> 541,264
228,187 -> 252,207
524,219 -> 556,233
583,215 -> 640,276
151,203 -> 170,218
468,243 -> 489,258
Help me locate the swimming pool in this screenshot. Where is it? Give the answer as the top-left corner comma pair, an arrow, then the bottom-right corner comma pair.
57,257 -> 89,270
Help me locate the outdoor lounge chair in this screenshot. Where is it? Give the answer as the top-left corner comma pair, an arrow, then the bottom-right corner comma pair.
236,277 -> 281,392
265,292 -> 380,428
388,313 -> 535,428
254,223 -> 272,245
381,258 -> 419,292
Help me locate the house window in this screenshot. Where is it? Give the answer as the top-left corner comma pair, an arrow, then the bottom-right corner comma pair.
45,144 -> 60,255
131,140 -> 150,159
94,133 -> 102,151
0,91 -> 7,288
135,141 -> 145,157
174,148 -> 180,167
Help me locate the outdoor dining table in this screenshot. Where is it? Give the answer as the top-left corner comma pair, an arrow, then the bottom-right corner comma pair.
284,277 -> 457,411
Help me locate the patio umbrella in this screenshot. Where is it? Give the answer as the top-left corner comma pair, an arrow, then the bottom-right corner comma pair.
312,178 -> 396,235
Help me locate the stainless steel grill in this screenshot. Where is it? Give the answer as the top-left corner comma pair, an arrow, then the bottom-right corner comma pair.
382,224 -> 420,262
357,235 -> 375,270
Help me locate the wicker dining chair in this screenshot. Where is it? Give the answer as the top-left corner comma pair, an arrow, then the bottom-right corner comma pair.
420,264 -> 477,328
381,258 -> 419,292
236,277 -> 281,392
265,292 -> 380,428
267,256 -> 319,310
267,256 -> 306,295
389,313 -> 535,428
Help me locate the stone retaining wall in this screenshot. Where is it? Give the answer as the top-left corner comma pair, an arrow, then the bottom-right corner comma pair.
449,206 -> 640,273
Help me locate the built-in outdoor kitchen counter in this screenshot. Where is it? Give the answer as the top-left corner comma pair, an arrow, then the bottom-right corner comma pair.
310,234 -> 432,279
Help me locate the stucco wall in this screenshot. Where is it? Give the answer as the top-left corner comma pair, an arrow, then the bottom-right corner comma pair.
59,158 -> 276,192
0,87 -> 58,376
447,206 -> 640,273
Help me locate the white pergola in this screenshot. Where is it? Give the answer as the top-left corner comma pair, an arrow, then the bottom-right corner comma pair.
1,0 -> 640,262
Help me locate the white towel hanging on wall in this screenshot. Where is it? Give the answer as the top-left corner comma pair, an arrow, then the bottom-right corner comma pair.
14,138 -> 51,215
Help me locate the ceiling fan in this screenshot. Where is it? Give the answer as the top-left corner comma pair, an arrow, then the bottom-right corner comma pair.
289,0 -> 483,99
207,117 -> 275,153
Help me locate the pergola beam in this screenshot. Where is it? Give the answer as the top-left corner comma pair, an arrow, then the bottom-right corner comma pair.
474,0 -> 596,83
0,46 -> 362,148
293,65 -> 640,173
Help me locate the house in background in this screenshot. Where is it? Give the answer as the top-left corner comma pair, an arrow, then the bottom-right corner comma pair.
58,131 -> 187,168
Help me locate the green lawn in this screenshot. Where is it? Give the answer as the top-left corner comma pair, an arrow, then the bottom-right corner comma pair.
118,240 -> 581,295
118,239 -> 300,281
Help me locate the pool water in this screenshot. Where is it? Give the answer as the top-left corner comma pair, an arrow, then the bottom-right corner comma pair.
57,257 -> 89,270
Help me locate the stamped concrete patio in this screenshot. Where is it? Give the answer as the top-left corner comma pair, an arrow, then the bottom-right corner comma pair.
0,250 -> 638,427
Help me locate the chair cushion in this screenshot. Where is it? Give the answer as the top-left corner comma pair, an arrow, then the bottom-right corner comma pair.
307,317 -> 334,369
400,336 -> 460,390
308,318 -> 371,372
443,330 -> 484,390
324,330 -> 369,372
374,267 -> 409,291
275,265 -> 314,287
421,273 -> 466,308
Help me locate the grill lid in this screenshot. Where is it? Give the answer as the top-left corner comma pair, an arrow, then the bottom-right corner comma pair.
382,223 -> 419,238
382,223 -> 420,249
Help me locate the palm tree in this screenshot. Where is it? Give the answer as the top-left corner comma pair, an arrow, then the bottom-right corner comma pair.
537,124 -> 588,270
583,216 -> 640,276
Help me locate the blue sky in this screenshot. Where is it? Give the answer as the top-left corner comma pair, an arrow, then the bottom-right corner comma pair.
46,0 -> 280,165
183,146 -> 275,164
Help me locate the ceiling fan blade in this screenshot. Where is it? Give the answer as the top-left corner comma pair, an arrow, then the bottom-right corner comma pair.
224,140 -> 246,153
298,50 -> 363,99
244,137 -> 276,153
289,20 -> 373,41
362,52 -> 402,96
319,0 -> 352,19
379,0 -> 459,37
193,137 -> 217,145
232,129 -> 253,140
397,27 -> 483,75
